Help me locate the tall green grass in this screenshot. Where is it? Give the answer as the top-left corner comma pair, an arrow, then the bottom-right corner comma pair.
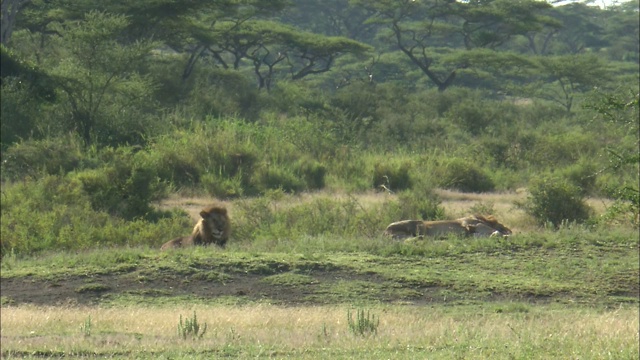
3,168 -> 639,258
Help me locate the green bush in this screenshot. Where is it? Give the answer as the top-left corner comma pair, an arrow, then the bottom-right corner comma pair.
558,160 -> 598,196
201,173 -> 245,199
185,68 -> 260,121
434,158 -> 495,193
72,148 -> 168,220
1,135 -> 87,181
396,185 -> 446,221
252,163 -> 305,194
1,78 -> 46,150
520,177 -> 592,227
372,162 -> 412,192
0,175 -> 189,256
295,158 -> 327,190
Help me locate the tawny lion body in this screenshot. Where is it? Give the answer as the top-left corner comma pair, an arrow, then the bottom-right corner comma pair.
457,215 -> 512,237
383,214 -> 511,240
161,205 -> 230,250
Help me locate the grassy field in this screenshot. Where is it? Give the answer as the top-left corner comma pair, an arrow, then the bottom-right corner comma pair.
1,193 -> 638,359
1,304 -> 637,359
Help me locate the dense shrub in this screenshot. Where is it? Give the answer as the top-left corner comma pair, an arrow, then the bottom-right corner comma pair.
72,148 -> 168,220
372,161 -> 412,192
201,173 -> 245,198
252,163 -> 305,193
558,161 -> 598,196
0,175 -> 189,256
1,135 -> 87,181
434,158 -> 495,193
1,78 -> 47,150
520,177 -> 592,227
184,68 -> 261,121
396,182 -> 446,221
231,193 -> 422,242
525,131 -> 598,167
294,158 -> 327,190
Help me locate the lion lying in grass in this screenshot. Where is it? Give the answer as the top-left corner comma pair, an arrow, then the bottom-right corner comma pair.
161,205 -> 230,250
383,215 -> 511,240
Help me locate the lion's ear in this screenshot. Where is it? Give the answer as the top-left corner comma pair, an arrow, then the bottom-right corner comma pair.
200,210 -> 208,218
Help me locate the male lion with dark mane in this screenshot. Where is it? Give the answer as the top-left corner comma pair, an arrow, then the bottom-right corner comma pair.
161,205 -> 230,250
383,214 -> 511,240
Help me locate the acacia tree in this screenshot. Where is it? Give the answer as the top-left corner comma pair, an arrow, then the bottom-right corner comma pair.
173,0 -> 288,81
284,32 -> 371,81
184,18 -> 371,90
528,54 -> 608,113
353,0 -> 553,91
587,89 -> 639,224
282,0 -> 377,42
602,2 -> 640,62
50,11 -> 156,146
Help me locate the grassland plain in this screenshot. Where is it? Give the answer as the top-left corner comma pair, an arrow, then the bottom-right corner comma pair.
1,193 -> 638,359
1,229 -> 638,358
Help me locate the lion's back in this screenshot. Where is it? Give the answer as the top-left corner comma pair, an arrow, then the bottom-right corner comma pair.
160,236 -> 192,250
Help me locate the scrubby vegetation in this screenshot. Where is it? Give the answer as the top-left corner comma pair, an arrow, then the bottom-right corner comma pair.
1,1 -> 638,257
2,3 -> 638,358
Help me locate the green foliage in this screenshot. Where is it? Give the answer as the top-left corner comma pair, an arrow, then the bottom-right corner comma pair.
469,201 -> 496,216
1,135 -> 86,181
530,54 -> 608,112
252,163 -> 305,193
558,160 -> 598,196
434,158 -> 495,193
0,175 -> 189,257
178,312 -> 207,340
585,89 -> 639,225
372,161 -> 412,192
185,68 -> 261,121
49,11 -> 158,146
295,158 -> 327,190
395,185 -> 446,221
347,308 -> 379,336
72,147 -> 168,220
201,173 -> 245,199
80,316 -> 92,337
0,77 -> 52,150
520,177 -> 592,227
443,96 -> 518,136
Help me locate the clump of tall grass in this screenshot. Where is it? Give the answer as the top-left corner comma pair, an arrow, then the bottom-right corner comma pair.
80,316 -> 92,337
178,311 -> 208,340
347,308 -> 379,337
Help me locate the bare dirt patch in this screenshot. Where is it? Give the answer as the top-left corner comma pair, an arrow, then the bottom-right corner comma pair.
1,266 -> 456,307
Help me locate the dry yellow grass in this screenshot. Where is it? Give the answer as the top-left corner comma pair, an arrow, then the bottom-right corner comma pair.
1,304 -> 638,358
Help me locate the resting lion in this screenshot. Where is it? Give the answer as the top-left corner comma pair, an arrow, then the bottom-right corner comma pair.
383,214 -> 511,240
457,215 -> 512,238
161,205 -> 230,250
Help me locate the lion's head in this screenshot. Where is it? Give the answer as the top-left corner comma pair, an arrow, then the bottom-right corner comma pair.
161,204 -> 230,250
198,205 -> 230,247
463,215 -> 512,236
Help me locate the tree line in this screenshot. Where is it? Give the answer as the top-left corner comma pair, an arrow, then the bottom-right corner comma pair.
1,0 -> 637,150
